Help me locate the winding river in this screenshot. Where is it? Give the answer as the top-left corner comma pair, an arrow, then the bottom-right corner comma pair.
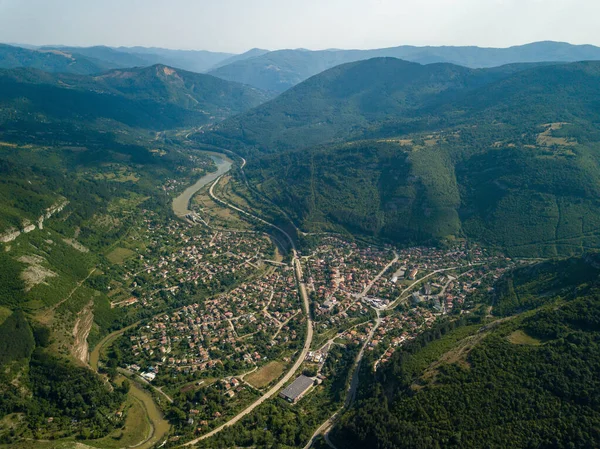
172,153 -> 233,218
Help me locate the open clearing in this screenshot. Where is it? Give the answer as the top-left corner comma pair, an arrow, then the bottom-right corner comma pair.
18,254 -> 57,291
245,361 -> 286,388
106,247 -> 135,265
192,185 -> 252,229
507,329 -> 542,346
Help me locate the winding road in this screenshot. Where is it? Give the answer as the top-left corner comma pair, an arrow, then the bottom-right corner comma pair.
182,163 -> 314,446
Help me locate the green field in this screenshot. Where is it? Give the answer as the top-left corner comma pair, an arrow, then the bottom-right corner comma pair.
106,247 -> 135,265
245,361 -> 286,388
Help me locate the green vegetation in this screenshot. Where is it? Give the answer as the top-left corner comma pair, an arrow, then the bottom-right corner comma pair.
0,310 -> 34,365
245,361 -> 286,388
0,347 -> 128,443
0,64 -> 270,133
0,44 -> 110,75
1,44 -> 236,77
205,59 -> 600,256
195,344 -> 359,449
331,255 -> 600,449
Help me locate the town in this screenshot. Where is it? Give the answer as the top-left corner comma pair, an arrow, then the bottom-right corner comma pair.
98,199 -> 515,445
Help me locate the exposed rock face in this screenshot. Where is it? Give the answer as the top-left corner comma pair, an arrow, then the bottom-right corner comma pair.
0,227 -> 20,243
38,200 -> 69,230
0,200 -> 69,243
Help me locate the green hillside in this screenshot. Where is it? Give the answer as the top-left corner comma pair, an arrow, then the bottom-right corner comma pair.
0,61 -> 270,443
202,58 -> 558,153
0,65 -> 271,132
206,59 -> 600,256
331,255 -> 600,449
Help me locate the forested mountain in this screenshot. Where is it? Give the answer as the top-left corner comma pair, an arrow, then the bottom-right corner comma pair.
0,64 -> 271,131
207,41 -> 600,92
205,58 -> 555,151
331,255 -> 600,448
2,44 -> 236,75
50,45 -> 235,73
0,44 -> 112,75
200,59 -> 600,257
0,57 -> 254,442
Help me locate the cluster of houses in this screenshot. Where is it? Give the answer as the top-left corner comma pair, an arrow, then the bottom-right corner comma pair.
123,265 -> 303,378
109,211 -> 273,309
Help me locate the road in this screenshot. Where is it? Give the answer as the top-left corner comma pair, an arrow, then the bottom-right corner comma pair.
304,264 -> 481,448
183,173 -> 314,447
355,251 -> 399,299
384,265 -> 478,311
118,367 -> 174,404
302,311 -> 381,449
172,154 -> 233,218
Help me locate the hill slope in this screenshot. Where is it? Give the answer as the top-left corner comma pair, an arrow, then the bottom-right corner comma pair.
210,59 -> 600,256
203,58 -> 557,152
0,64 -> 272,131
208,41 -> 600,92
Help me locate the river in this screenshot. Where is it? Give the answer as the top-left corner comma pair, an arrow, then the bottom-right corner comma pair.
172,153 -> 233,218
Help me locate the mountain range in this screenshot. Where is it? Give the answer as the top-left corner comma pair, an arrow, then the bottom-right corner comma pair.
207,41 -> 600,91
1,36 -> 600,449
3,41 -> 600,94
0,64 -> 271,132
199,57 -> 600,257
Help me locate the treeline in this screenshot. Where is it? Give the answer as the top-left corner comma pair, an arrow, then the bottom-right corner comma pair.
0,310 -> 34,365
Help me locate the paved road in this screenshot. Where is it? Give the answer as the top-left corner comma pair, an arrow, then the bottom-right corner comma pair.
183,174 -> 314,447
303,312 -> 380,449
304,264 -> 482,449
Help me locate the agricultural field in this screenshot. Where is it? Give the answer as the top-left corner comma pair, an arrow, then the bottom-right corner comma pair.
245,361 -> 286,388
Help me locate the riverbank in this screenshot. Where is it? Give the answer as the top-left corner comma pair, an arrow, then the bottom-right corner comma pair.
172,153 -> 233,218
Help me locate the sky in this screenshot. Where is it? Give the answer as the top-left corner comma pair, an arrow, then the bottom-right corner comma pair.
0,0 -> 599,53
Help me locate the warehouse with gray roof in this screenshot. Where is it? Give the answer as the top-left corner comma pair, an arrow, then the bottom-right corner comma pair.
279,375 -> 314,403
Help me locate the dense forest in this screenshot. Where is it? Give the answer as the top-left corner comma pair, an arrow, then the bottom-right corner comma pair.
202,60 -> 600,257
331,255 -> 600,448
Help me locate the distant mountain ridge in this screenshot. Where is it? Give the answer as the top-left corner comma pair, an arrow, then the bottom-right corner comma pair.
0,44 -> 112,75
0,43 -> 237,75
0,64 -> 272,131
208,41 -> 600,92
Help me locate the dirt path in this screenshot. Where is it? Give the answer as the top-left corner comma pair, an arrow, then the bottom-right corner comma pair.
42,267 -> 96,319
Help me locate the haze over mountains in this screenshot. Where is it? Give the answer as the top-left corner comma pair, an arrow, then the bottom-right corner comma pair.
3,40 -> 600,93
206,41 -> 600,91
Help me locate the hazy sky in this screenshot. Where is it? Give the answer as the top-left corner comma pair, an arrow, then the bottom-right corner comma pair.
0,0 -> 599,53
